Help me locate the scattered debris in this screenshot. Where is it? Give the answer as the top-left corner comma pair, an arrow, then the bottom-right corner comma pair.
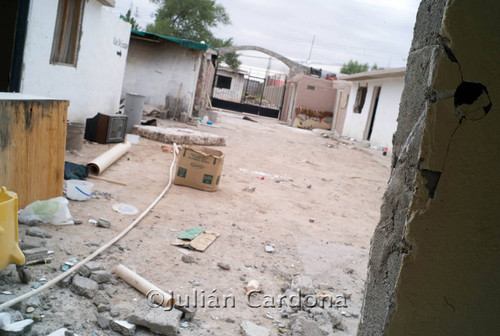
217,262 -> 231,270
112,203 -> 139,215
309,218 -> 315,223
22,247 -> 50,263
127,300 -> 182,335
240,320 -> 270,336
161,144 -> 173,153
90,270 -> 111,284
343,268 -> 355,274
110,320 -> 136,336
26,227 -> 52,239
172,228 -> 220,252
71,275 -> 99,298
265,244 -> 275,253
115,264 -> 174,308
91,190 -> 119,200
46,328 -> 80,336
96,218 -> 111,229
181,255 -> 197,264
242,116 -> 257,122
324,142 -> 340,149
244,280 -> 261,294
79,261 -> 104,277
243,186 -> 256,192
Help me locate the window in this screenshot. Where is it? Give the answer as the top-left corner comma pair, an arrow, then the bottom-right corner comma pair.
216,75 -> 232,89
306,85 -> 316,91
50,0 -> 84,66
353,85 -> 367,113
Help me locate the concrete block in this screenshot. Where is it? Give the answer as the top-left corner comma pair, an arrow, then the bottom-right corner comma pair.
90,270 -> 111,284
79,261 -> 104,277
95,313 -> 110,329
110,320 -> 136,336
240,320 -> 270,336
45,328 -> 80,336
174,304 -> 197,321
22,247 -> 49,262
127,300 -> 182,335
19,236 -> 46,249
291,275 -> 316,296
71,275 -> 98,298
132,125 -> 226,146
0,319 -> 34,335
25,227 -> 51,238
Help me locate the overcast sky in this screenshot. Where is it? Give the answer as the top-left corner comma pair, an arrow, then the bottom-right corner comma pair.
112,0 -> 421,74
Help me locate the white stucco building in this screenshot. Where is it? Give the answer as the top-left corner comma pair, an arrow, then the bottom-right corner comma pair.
122,30 -> 218,116
3,0 -> 131,123
341,68 -> 405,150
212,68 -> 246,103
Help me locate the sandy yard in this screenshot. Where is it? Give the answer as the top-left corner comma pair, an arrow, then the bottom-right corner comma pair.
0,110 -> 390,335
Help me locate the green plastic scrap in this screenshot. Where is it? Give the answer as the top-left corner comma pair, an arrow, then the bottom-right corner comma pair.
177,227 -> 206,240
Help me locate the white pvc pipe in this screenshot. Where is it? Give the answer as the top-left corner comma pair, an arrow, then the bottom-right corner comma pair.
0,144 -> 179,311
87,142 -> 132,175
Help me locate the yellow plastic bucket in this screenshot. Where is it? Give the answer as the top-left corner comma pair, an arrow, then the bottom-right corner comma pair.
0,187 -> 25,271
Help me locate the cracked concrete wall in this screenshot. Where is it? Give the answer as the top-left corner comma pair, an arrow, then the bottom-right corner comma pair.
359,0 -> 500,335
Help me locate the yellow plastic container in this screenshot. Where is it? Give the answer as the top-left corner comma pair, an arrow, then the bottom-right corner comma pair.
0,187 -> 25,271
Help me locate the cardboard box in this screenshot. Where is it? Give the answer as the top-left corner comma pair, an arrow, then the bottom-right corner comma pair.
174,146 -> 224,191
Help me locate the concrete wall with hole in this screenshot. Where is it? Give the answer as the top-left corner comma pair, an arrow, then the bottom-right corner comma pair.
122,37 -> 203,115
342,76 -> 404,150
358,0 -> 500,335
20,0 -> 130,123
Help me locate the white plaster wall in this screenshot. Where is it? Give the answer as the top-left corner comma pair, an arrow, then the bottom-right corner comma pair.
369,77 -> 404,148
122,38 -> 202,114
342,77 -> 404,150
21,0 -> 131,123
213,70 -> 245,102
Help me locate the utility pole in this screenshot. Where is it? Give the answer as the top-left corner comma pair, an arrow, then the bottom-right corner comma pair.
307,35 -> 315,65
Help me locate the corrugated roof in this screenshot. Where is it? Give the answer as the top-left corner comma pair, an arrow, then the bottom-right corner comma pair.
131,30 -> 218,53
340,67 -> 405,81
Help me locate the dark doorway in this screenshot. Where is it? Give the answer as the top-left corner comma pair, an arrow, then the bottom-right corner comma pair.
365,86 -> 381,141
0,0 -> 30,92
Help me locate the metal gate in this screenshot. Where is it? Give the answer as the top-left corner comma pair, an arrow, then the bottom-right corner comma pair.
211,67 -> 287,119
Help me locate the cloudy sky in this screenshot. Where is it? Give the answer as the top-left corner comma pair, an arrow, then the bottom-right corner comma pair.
113,0 -> 421,74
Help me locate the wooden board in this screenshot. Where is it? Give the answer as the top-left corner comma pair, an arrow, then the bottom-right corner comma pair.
0,99 -> 68,208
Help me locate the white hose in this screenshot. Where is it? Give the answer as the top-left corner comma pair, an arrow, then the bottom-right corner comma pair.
0,144 -> 179,311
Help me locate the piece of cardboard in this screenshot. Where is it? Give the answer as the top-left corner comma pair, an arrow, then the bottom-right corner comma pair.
174,146 -> 224,191
171,231 -> 220,252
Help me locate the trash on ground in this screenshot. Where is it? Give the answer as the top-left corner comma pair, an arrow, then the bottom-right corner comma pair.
177,227 -> 206,240
0,314 -> 34,334
161,144 -> 173,153
87,142 -> 131,175
243,187 -> 256,192
112,203 -> 139,215
172,228 -> 220,252
242,116 -> 257,122
173,146 -> 224,192
265,244 -> 275,253
18,197 -> 74,225
238,168 -> 292,181
96,218 -> 111,229
115,264 -> 174,308
64,161 -> 89,180
244,279 -> 261,294
66,179 -> 93,201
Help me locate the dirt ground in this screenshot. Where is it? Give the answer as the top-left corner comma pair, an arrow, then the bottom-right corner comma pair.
0,110 -> 390,335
